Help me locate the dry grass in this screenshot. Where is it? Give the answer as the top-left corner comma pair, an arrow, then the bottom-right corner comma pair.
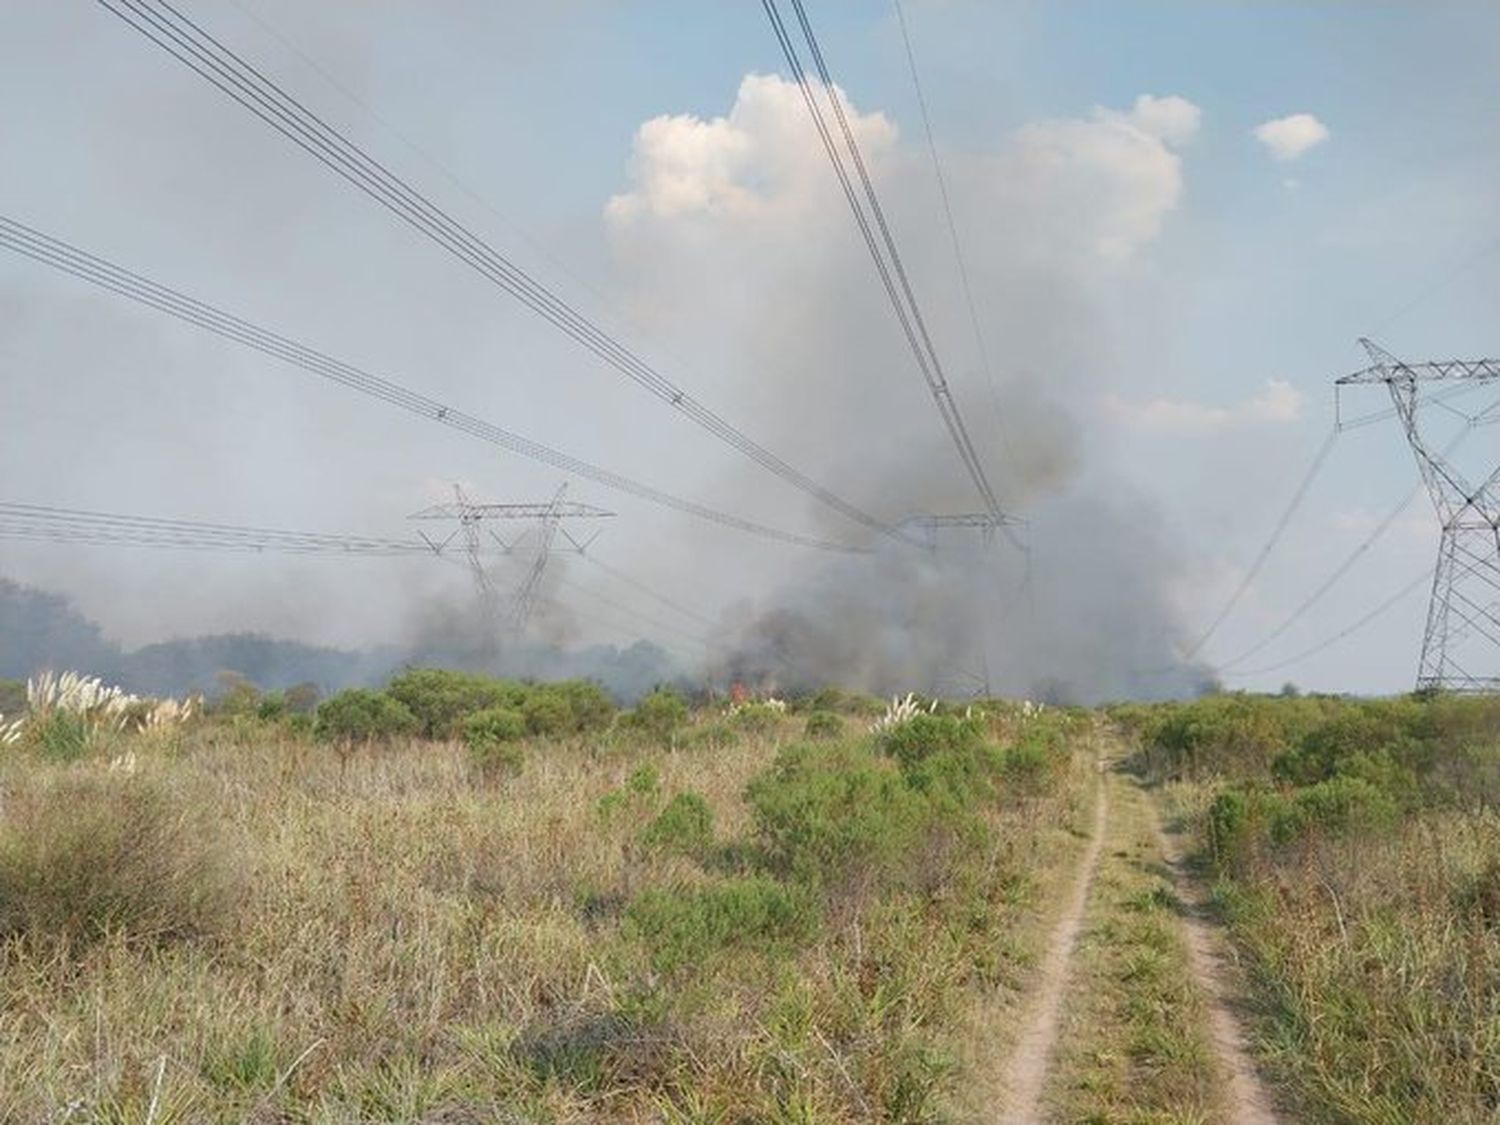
1209,810 -> 1500,1123
0,706 -> 1095,1121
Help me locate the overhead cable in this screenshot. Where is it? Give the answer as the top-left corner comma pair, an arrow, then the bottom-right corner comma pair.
761,0 -> 1009,534
94,0 -> 903,544
0,216 -> 859,554
1224,567 -> 1435,678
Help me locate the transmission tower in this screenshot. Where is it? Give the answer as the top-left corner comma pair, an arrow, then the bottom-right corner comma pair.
899,511 -> 1030,697
1336,339 -> 1500,692
408,484 -> 614,637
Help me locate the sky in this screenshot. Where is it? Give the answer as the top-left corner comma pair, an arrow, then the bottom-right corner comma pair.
1,0 -> 1497,698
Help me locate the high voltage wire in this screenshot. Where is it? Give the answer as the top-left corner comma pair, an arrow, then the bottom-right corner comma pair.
0,502 -> 432,556
0,216 -> 858,554
890,0 -> 1019,483
760,0 -> 1009,533
1223,566 -> 1435,679
1208,387 -> 1489,677
1181,425 -> 1340,661
94,0 -> 904,547
580,553 -> 719,632
1,501 -> 720,657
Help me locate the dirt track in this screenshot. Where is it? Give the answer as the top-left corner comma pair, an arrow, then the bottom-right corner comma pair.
995,767 -> 1108,1123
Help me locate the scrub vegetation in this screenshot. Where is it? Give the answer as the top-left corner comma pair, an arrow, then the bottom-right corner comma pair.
1116,691 -> 1500,1124
0,670 -> 1091,1121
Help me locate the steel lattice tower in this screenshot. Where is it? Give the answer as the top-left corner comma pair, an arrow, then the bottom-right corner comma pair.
1336,339 -> 1500,692
409,484 -> 613,637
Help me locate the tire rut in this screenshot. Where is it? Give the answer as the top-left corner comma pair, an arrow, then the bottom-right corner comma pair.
1153,809 -> 1280,1124
994,765 -> 1109,1123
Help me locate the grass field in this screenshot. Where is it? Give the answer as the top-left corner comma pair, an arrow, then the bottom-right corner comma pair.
0,674 -> 1093,1121
4,672 -> 1497,1122
1117,691 -> 1500,1123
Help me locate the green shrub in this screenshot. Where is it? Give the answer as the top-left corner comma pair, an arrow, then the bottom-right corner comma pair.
625,877 -> 816,972
313,689 -> 417,744
747,742 -> 966,888
803,711 -> 844,740
256,692 -> 287,722
384,669 -> 525,739
997,739 -> 1056,794
29,712 -> 95,763
521,690 -> 573,738
550,680 -> 617,733
0,774 -> 235,946
1206,788 -> 1254,866
623,688 -> 688,744
598,763 -> 662,820
464,706 -> 526,747
640,792 -> 714,858
729,702 -> 783,735
1269,776 -> 1398,846
878,714 -> 984,772
464,707 -> 527,777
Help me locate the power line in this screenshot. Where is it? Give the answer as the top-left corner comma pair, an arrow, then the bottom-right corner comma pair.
579,553 -> 720,632
94,0 -> 903,545
0,501 -> 433,556
1224,566 -> 1434,679
0,215 -> 859,554
1217,425 -> 1474,672
890,0 -> 1018,480
1181,425 -> 1340,660
760,0 -> 1009,534
0,500 -> 722,657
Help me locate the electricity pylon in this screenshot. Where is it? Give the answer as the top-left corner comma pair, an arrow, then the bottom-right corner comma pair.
901,511 -> 1030,698
408,484 -> 614,637
1336,339 -> 1500,692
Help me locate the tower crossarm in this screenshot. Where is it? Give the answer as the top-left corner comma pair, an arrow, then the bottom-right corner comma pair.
1337,339 -> 1500,525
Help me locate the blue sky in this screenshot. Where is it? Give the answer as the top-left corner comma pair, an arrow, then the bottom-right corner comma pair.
1,1 -> 1496,696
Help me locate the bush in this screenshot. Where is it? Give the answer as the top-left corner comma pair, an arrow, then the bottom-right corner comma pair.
729,702 -> 783,735
640,792 -> 714,858
313,689 -> 417,744
385,669 -> 525,739
748,742 -> 969,888
878,714 -> 985,773
803,711 -> 845,740
623,688 -> 688,744
1269,776 -> 1398,846
625,877 -> 816,972
552,680 -> 617,733
521,690 -> 573,738
0,774 -> 235,946
598,763 -> 662,820
284,682 -> 321,715
464,707 -> 527,777
28,712 -> 96,763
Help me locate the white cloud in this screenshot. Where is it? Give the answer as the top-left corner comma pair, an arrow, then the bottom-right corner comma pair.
1253,113 -> 1330,161
1105,379 -> 1306,432
607,76 -> 1200,272
995,93 -> 1200,265
1126,94 -> 1202,147
606,73 -> 897,223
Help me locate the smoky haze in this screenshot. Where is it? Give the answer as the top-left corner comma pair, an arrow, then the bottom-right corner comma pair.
2,5 -> 1214,702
